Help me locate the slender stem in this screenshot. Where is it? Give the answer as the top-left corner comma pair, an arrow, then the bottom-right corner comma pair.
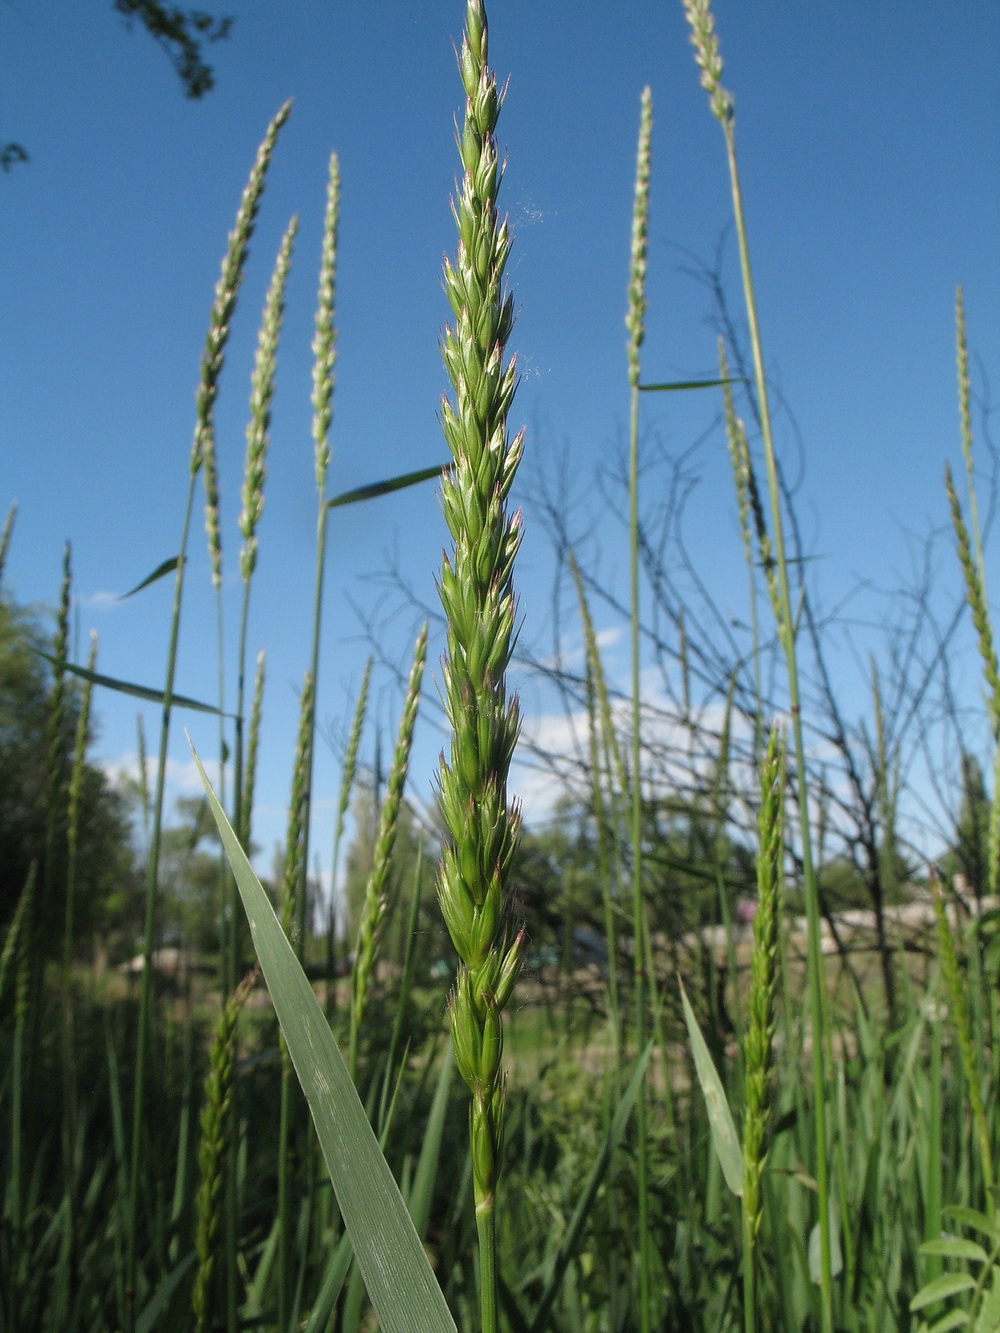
625,85 -> 653,1333
475,1197 -> 499,1333
722,118 -> 833,1329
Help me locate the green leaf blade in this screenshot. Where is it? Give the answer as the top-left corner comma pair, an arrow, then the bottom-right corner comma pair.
39,654 -> 221,714
328,462 -> 451,509
190,742 -> 456,1333
119,555 -> 182,599
678,978 -> 744,1197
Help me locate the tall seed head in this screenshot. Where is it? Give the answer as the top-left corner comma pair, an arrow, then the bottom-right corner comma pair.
743,726 -> 785,1240
681,0 -> 734,123
626,87 -> 653,390
239,215 -> 298,581
191,100 -> 291,477
436,0 -> 524,1212
312,154 -> 340,493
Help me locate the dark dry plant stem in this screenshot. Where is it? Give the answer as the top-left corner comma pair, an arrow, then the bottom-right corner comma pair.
435,4 -> 524,1328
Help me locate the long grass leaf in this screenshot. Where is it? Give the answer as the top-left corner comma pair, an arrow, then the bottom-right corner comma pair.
118,557 -> 182,599
679,978 -> 744,1197
327,462 -> 450,510
638,376 -> 738,391
190,742 -> 457,1333
38,655 -> 221,714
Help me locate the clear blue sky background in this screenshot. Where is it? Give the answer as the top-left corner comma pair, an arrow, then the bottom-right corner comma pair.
3,1 -> 998,894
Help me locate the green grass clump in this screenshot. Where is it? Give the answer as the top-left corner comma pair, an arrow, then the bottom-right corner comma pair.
1,3 -> 996,1331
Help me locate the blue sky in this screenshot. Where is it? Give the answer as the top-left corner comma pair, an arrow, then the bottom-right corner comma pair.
3,1 -> 998,894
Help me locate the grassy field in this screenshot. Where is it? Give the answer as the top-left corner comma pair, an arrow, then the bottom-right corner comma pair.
2,2 -> 998,1330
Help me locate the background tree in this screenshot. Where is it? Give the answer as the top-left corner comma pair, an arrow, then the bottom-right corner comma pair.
0,592 -> 137,957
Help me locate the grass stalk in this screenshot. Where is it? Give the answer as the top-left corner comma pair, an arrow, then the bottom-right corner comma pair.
568,549 -> 622,1069
349,621 -> 427,1080
0,501 -> 16,587
681,5 -> 833,1320
741,727 -> 785,1333
60,628 -> 97,1282
295,152 -> 340,953
930,869 -> 993,1194
124,101 -> 290,1330
435,5 -> 525,1327
625,82 -> 653,1333
277,669 -> 314,1330
327,655 -> 371,1016
720,339 -> 763,760
192,966 -> 258,1332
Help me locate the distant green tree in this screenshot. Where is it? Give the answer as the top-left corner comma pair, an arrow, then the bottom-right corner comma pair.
0,593 -> 137,956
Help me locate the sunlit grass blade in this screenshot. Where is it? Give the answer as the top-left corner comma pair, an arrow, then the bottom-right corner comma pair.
328,461 -> 451,509
38,654 -> 222,714
190,742 -> 457,1333
118,556 -> 182,600
639,376 -> 737,392
679,977 -> 744,1197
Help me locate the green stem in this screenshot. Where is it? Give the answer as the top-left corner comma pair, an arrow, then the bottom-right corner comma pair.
475,1191 -> 499,1333
722,117 -> 833,1330
125,468 -> 197,1330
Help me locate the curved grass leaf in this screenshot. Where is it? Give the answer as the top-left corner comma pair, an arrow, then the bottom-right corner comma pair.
639,376 -> 739,392
119,556 -> 182,599
189,741 -> 457,1333
678,977 -> 743,1197
328,462 -> 451,509
39,654 -> 221,714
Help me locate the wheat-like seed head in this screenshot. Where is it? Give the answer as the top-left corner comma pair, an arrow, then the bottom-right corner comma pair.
945,462 -> 1000,733
743,726 -> 785,1241
681,0 -> 734,123
312,154 -> 340,493
351,624 -> 427,1054
239,215 -> 298,582
240,649 -> 266,850
626,87 -> 652,390
192,965 -> 259,1329
190,100 -> 291,479
436,0 -> 524,1211
281,671 -> 314,947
